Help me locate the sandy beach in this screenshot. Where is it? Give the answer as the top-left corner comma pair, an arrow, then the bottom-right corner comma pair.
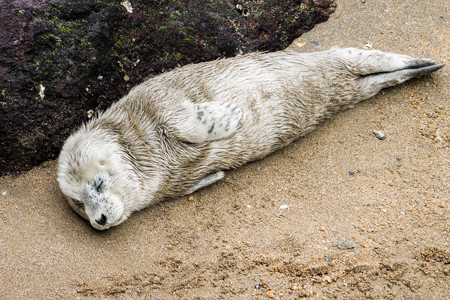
1,0 -> 448,298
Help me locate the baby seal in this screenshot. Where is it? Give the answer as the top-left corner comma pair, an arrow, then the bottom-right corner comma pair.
57,47 -> 443,230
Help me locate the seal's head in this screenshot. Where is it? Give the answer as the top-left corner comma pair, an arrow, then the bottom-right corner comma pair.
68,172 -> 124,230
57,127 -> 131,230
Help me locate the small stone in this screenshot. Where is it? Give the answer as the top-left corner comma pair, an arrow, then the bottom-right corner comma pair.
373,129 -> 386,140
361,0 -> 366,3
322,275 -> 332,283
121,0 -> 133,13
123,74 -> 130,81
331,237 -> 356,250
267,290 -> 275,298
38,83 -> 45,100
86,109 -> 94,119
312,41 -> 319,46
348,171 -> 355,176
188,195 -> 194,201
235,4 -> 250,17
279,204 -> 289,210
1,191 -> 6,196
255,284 -> 261,290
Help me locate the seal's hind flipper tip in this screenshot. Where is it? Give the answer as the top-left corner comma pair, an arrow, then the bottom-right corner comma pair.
410,63 -> 445,76
434,63 -> 445,70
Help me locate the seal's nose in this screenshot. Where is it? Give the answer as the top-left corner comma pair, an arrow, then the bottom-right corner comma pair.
95,214 -> 107,226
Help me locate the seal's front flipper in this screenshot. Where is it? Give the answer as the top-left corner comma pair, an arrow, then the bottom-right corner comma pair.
170,101 -> 243,143
184,171 -> 225,195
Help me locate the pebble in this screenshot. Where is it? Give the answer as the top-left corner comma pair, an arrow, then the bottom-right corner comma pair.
312,41 -> 319,46
86,109 -> 94,119
38,84 -> 45,100
348,171 -> 355,176
235,4 -> 250,17
121,0 -> 133,13
267,290 -> 275,298
2,191 -> 6,196
279,204 -> 289,210
331,237 -> 356,250
361,0 -> 366,3
373,130 -> 386,140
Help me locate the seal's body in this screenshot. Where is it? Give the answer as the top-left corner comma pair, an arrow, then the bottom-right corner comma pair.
57,47 -> 443,230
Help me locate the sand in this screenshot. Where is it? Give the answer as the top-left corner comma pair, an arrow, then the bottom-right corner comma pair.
1,0 -> 448,298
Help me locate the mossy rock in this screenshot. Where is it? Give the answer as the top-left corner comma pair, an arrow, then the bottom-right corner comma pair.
0,0 -> 335,175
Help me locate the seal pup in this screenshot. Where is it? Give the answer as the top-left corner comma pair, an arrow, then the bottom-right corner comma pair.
57,47 -> 444,230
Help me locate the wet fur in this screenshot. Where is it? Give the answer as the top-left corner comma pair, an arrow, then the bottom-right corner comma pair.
57,47 -> 443,229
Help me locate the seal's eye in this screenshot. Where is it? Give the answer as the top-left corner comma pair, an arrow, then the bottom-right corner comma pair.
93,177 -> 104,193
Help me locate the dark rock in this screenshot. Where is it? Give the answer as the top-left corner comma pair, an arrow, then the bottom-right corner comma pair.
0,0 -> 336,175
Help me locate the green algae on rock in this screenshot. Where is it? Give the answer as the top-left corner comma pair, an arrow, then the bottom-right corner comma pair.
0,0 -> 335,175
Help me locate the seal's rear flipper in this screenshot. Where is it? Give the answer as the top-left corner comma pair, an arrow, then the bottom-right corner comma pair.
356,63 -> 444,100
334,47 -> 441,76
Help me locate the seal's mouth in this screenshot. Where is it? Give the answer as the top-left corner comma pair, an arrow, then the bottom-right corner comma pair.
89,214 -> 125,230
90,222 -> 111,231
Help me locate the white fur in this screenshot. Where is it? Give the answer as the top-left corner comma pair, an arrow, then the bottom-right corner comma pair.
57,47 -> 443,230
